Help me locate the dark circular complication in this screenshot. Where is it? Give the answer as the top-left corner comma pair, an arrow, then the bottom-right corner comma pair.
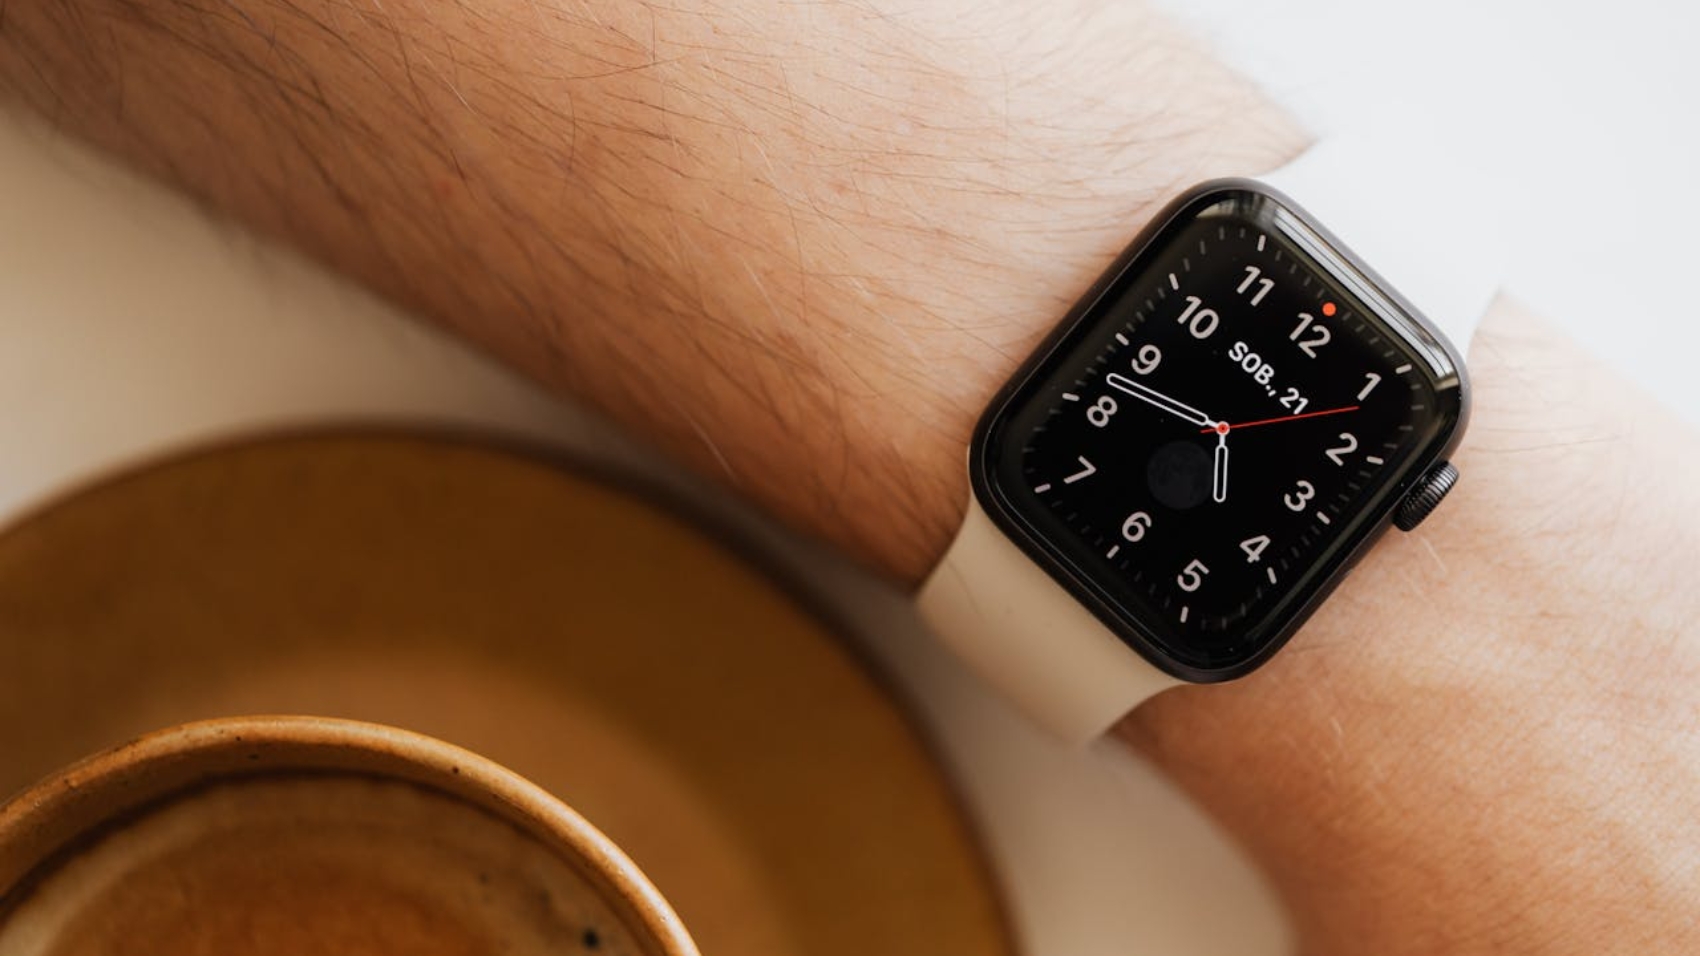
975,186 -> 1464,679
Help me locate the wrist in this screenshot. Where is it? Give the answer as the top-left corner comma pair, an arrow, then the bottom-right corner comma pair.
700,2 -> 1310,581
1117,300 -> 1700,951
547,0 -> 1311,583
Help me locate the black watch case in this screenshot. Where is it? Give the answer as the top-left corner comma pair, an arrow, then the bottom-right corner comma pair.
969,180 -> 1469,683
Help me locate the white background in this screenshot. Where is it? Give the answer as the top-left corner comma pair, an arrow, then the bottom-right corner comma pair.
1160,0 -> 1700,422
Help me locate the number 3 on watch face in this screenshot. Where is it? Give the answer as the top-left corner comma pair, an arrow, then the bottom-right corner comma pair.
971,183 -> 1465,681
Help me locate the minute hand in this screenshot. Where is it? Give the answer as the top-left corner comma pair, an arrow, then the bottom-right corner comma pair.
1105,373 -> 1218,429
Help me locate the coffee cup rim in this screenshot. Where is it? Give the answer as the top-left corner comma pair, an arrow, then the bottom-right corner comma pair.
0,714 -> 700,956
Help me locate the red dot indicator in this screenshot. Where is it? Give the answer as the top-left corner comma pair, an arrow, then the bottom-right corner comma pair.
1321,302 -> 1337,317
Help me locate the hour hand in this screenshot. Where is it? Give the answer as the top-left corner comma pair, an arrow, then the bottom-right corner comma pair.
1212,428 -> 1229,503
1105,373 -> 1217,429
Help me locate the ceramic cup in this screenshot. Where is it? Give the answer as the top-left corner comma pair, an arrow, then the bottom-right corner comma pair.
0,715 -> 699,956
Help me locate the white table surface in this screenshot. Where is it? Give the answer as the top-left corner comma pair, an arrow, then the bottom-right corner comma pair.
1158,0 -> 1700,424
3,4 -> 1693,954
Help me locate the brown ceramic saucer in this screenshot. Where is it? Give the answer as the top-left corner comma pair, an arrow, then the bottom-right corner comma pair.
0,434 -> 1011,956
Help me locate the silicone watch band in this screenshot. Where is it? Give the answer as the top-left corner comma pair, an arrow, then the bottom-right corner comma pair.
917,137 -> 1501,745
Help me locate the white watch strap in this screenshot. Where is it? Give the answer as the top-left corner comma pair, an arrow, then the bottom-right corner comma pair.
917,493 -> 1181,744
918,138 -> 1501,745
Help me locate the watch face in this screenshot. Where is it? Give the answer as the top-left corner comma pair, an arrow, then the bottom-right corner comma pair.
972,182 -> 1466,681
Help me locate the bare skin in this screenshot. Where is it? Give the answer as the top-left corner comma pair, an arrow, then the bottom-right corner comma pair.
3,1 -> 1696,951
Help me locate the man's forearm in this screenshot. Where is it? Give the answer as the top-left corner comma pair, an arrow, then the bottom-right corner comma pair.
8,3 -> 1698,953
0,0 -> 1301,581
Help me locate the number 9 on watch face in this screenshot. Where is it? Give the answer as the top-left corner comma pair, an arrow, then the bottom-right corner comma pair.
969,182 -> 1467,681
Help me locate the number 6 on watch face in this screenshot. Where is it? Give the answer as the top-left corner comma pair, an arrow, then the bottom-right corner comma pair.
971,181 -> 1465,681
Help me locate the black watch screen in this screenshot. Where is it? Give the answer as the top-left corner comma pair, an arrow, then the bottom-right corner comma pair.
971,182 -> 1467,681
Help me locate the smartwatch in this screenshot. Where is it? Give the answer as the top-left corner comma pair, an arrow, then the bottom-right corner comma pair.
917,137 -> 1502,744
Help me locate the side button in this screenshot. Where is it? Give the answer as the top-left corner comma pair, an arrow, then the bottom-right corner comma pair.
1394,461 -> 1459,532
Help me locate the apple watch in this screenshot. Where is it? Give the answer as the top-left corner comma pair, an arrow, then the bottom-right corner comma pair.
917,136 -> 1502,744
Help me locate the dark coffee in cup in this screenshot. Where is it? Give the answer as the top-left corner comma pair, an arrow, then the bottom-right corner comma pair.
0,718 -> 696,956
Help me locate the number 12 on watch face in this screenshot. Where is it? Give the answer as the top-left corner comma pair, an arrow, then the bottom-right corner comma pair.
974,184 -> 1463,680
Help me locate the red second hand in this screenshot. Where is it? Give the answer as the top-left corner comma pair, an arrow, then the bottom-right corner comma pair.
1200,404 -> 1360,434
